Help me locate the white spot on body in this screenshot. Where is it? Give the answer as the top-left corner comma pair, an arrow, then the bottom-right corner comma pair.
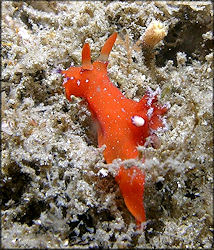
85,79 -> 89,83
131,115 -> 145,127
121,108 -> 125,112
77,80 -> 81,86
70,76 -> 74,80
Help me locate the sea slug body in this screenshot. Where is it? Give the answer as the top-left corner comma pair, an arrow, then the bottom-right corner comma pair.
60,33 -> 168,227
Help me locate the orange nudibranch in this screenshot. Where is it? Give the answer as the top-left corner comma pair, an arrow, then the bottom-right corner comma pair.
60,33 -> 168,227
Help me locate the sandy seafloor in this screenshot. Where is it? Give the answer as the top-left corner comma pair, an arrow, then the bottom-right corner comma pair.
1,1 -> 213,249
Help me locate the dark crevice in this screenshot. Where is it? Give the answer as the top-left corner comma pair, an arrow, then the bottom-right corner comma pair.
68,212 -> 95,244
155,181 -> 164,191
155,20 -> 212,67
20,10 -> 33,30
68,208 -> 115,245
1,162 -> 32,209
14,200 -> 47,226
22,159 -> 41,175
29,69 -> 45,83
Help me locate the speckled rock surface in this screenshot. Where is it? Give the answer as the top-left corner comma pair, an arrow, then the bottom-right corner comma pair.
1,1 -> 213,248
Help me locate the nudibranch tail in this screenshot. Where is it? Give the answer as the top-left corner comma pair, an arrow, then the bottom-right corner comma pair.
82,43 -> 93,70
115,166 -> 146,225
97,32 -> 117,62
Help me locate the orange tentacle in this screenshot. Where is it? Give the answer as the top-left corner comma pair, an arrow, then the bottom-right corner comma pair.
82,43 -> 93,70
97,32 -> 117,62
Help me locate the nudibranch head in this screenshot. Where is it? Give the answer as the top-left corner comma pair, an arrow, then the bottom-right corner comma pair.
60,33 -> 117,101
